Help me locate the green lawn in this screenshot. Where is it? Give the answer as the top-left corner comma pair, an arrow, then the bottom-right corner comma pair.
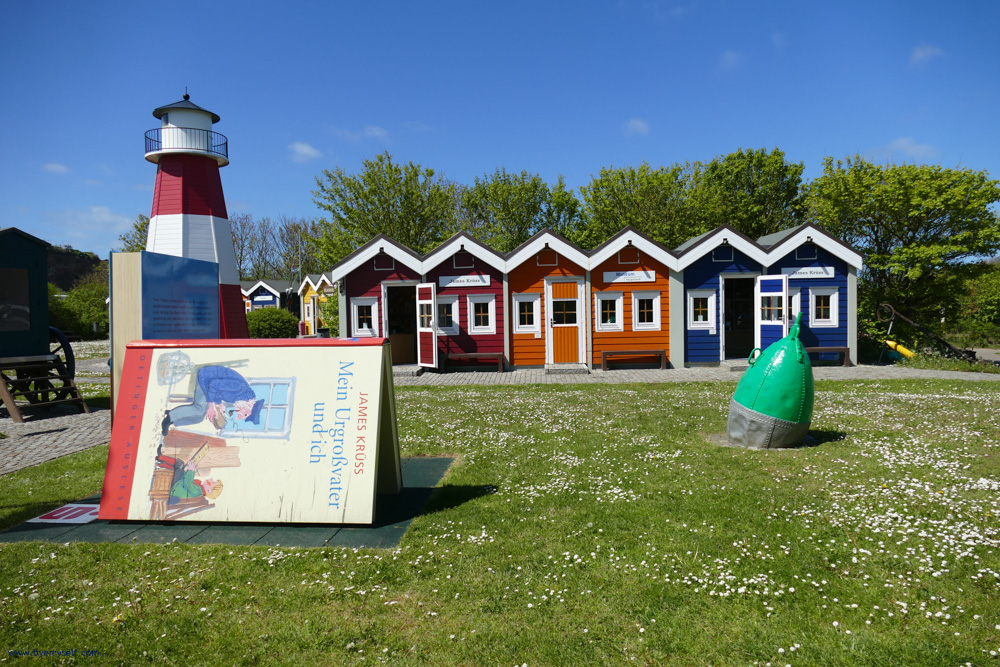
2,379 -> 999,665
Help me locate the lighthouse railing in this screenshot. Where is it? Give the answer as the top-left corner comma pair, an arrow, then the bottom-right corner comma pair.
145,127 -> 228,160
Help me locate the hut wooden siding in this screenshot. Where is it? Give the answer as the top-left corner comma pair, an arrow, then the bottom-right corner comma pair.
425,255 -> 505,366
768,246 -> 849,349
590,249 -> 671,367
508,249 -> 585,366
683,248 -> 762,364
345,258 -> 421,336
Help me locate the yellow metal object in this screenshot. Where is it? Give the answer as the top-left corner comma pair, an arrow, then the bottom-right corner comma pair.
885,340 -> 915,358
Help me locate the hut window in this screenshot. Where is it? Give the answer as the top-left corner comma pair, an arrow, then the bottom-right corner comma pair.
551,299 -> 577,325
437,295 -> 459,335
351,297 -> 379,336
0,268 -> 30,331
760,295 -> 784,323
796,244 -> 818,261
632,291 -> 660,331
594,292 -> 623,332
467,294 -> 496,335
513,293 -> 540,334
536,249 -> 558,266
712,246 -> 734,263
374,255 -> 395,271
687,289 -> 716,331
809,287 -> 839,328
617,246 -> 640,264
453,252 -> 475,269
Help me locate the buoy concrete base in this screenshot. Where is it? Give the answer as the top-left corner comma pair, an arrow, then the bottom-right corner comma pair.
726,399 -> 810,449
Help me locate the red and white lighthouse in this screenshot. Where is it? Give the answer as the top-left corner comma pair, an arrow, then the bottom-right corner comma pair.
143,94 -> 248,337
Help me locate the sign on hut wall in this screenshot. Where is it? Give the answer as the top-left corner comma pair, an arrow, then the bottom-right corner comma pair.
99,338 -> 401,525
439,274 -> 491,288
603,270 -> 656,284
780,266 -> 834,280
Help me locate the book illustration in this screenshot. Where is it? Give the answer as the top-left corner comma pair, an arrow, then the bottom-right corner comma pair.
147,358 -> 297,520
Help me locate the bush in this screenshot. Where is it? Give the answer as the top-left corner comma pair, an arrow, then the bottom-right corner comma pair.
247,307 -> 299,339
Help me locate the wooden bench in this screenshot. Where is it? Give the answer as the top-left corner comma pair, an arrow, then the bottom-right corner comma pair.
442,352 -> 504,373
601,350 -> 667,371
804,346 -> 852,367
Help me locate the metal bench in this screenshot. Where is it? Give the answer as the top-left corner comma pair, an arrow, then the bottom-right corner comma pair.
442,352 -> 504,373
804,346 -> 852,367
600,350 -> 667,371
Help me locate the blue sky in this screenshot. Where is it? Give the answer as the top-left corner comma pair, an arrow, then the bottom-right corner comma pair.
2,1 -> 997,258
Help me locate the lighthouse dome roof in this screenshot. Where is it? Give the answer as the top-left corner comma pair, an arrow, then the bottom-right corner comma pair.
152,94 -> 221,123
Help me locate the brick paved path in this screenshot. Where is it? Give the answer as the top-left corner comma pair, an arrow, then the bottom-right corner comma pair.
2,361 -> 999,476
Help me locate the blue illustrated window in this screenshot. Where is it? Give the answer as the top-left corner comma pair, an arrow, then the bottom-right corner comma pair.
220,377 -> 295,438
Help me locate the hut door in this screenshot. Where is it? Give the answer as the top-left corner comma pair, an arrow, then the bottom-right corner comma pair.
416,283 -> 438,368
755,275 -> 788,351
546,278 -> 583,364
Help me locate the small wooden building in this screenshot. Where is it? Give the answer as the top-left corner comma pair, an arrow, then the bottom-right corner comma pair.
756,223 -> 863,365
675,226 -> 769,365
505,230 -> 590,367
587,228 -> 682,368
421,233 -> 506,370
297,273 -> 333,335
330,237 -> 424,363
0,228 -> 51,357
242,279 -> 295,313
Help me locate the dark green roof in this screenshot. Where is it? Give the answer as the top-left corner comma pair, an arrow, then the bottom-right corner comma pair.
152,94 -> 221,123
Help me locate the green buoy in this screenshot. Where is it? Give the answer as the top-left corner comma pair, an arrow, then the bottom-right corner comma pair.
727,313 -> 814,449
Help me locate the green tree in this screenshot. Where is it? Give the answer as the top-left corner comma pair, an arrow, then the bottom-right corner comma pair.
808,156 -> 1000,322
461,169 -> 583,253
696,148 -> 806,238
577,163 -> 698,249
956,262 -> 1000,344
312,151 -> 457,266
63,264 -> 110,339
116,214 -> 149,252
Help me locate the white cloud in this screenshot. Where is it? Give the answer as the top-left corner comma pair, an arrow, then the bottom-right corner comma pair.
42,206 -> 134,254
622,118 -> 651,137
289,141 -> 322,163
910,44 -> 944,66
364,125 -> 389,141
870,136 -> 938,162
82,179 -> 102,187
717,49 -> 745,72
43,162 -> 69,174
330,125 -> 390,143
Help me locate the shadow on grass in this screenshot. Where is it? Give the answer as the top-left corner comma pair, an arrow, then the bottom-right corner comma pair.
417,483 -> 497,517
807,429 -> 849,446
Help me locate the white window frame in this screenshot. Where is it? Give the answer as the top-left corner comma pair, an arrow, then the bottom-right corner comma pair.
219,377 -> 295,439
788,287 -> 801,323
809,287 -> 839,328
467,294 -> 496,335
351,296 -> 379,337
631,290 -> 661,331
687,289 -> 716,330
512,292 -> 540,334
594,291 -> 624,332
436,295 -> 459,335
